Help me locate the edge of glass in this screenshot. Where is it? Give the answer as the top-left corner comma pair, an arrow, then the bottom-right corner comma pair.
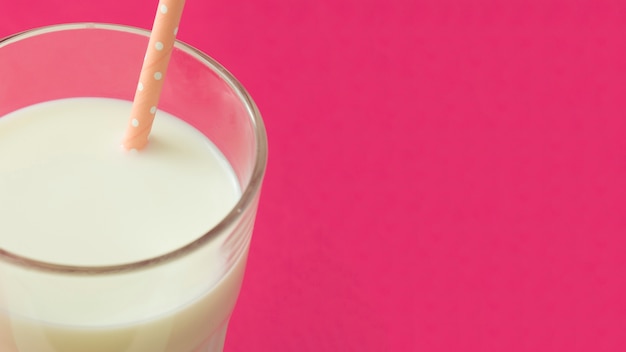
0,23 -> 268,275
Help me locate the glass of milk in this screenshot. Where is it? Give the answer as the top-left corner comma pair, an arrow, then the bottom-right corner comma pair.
0,23 -> 267,351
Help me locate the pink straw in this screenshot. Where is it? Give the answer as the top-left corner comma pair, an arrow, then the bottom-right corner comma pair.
123,0 -> 186,151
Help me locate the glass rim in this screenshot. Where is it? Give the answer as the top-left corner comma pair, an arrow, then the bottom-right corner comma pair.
0,22 -> 268,275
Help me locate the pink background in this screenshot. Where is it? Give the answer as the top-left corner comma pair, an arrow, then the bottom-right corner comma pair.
2,1 -> 625,351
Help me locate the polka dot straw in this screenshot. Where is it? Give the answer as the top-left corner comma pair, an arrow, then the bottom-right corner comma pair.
123,0 -> 186,151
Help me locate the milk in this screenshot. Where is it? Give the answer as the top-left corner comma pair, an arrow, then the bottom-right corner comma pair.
0,98 -> 249,351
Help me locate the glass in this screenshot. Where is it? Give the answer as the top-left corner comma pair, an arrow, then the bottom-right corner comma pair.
0,23 -> 267,351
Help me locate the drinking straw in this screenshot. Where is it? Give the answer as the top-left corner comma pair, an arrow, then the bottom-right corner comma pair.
122,0 -> 186,151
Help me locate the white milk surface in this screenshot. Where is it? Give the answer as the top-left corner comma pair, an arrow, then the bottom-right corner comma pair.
0,98 -> 240,266
0,98 -> 247,351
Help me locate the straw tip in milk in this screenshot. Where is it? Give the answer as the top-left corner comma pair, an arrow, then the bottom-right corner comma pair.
120,143 -> 139,154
